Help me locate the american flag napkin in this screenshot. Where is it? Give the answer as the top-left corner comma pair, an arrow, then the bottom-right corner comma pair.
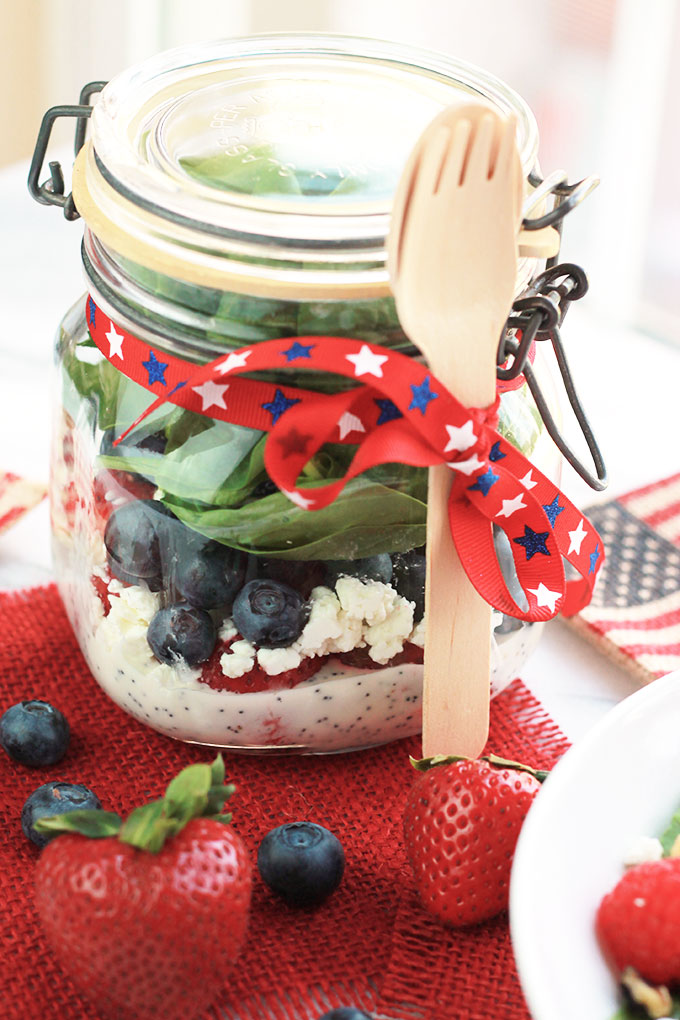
565,472 -> 680,682
0,472 -> 46,535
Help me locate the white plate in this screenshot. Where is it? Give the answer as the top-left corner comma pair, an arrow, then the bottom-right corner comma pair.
510,669 -> 680,1020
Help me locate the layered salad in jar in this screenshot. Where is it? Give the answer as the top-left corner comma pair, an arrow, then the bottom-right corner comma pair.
50,57 -> 554,752
52,268 -> 547,754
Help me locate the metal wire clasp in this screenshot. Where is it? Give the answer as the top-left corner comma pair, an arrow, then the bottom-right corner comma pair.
497,263 -> 607,491
27,81 -> 106,220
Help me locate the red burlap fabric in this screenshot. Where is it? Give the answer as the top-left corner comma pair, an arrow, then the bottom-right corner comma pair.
0,585 -> 570,1020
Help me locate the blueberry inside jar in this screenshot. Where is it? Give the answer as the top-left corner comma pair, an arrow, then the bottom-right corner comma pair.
45,35 -> 562,752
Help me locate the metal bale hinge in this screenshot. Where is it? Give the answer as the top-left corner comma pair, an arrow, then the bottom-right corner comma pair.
27,81 -> 107,220
497,262 -> 608,492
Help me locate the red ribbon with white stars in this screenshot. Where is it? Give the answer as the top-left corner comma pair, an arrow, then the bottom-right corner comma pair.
88,296 -> 603,622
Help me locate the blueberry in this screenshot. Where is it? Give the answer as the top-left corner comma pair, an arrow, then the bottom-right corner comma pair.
250,478 -> 279,500
317,1010 -> 373,1020
255,558 -> 325,599
391,550 -> 426,621
104,499 -> 176,587
232,579 -> 307,648
135,431 -> 168,455
174,538 -> 247,610
147,604 -> 216,666
22,781 -> 101,848
257,822 -> 345,907
0,700 -> 70,767
100,428 -> 167,458
324,554 -> 392,586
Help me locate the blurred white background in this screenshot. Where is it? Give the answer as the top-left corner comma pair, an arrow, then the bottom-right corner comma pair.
3,0 -> 680,342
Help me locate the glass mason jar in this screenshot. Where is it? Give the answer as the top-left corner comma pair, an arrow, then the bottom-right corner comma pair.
46,35 -> 564,753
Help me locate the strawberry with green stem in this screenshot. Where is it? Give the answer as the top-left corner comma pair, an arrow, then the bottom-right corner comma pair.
34,755 -> 252,1020
403,753 -> 546,927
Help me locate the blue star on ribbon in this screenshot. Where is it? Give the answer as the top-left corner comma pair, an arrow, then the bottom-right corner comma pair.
142,350 -> 169,386
262,388 -> 301,425
409,375 -> 439,416
281,341 -> 315,362
87,298 -> 96,328
468,467 -> 500,497
589,543 -> 601,575
489,441 -> 506,462
375,398 -> 403,425
513,525 -> 551,560
278,428 -> 312,458
543,495 -> 565,528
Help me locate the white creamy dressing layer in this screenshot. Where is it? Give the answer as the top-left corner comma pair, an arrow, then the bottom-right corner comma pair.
55,532 -> 540,751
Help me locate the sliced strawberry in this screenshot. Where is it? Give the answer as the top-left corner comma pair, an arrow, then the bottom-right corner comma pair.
62,431 -> 75,468
199,639 -> 328,694
93,470 -> 157,525
338,641 -> 424,670
91,574 -> 112,617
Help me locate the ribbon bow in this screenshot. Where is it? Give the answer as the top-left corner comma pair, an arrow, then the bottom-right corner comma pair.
88,296 -> 603,622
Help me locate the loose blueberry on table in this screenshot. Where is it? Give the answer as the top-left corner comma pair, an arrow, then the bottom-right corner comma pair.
257,821 -> 345,907
0,699 -> 70,767
22,781 -> 102,848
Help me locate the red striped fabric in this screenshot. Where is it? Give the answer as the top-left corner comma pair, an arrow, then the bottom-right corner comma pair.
566,474 -> 680,682
0,473 -> 46,535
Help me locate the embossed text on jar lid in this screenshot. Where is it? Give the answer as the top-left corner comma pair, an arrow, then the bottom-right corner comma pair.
76,34 -> 539,296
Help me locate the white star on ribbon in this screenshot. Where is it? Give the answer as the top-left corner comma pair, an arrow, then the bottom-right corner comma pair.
447,454 -> 485,476
345,344 -> 389,378
519,469 -> 538,490
192,380 -> 229,411
106,323 -> 125,360
282,489 -> 315,510
567,518 -> 588,555
527,582 -> 562,613
443,420 -> 477,453
496,493 -> 527,519
337,411 -> 366,441
216,349 -> 252,374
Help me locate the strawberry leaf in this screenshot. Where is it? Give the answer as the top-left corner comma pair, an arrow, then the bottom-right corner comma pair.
210,754 -> 226,787
119,800 -> 174,853
206,782 -> 236,816
212,812 -> 233,825
409,753 -> 549,783
33,810 -> 122,839
163,762 -> 217,829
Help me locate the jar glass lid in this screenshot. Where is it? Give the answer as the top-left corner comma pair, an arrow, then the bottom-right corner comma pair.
77,34 -> 539,296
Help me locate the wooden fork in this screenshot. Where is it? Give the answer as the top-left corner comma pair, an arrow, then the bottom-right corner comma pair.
388,103 -> 523,758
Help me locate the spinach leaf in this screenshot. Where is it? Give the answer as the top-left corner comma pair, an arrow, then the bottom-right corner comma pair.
61,340 -> 122,432
296,296 -> 412,352
163,477 -> 426,560
660,808 -> 680,857
497,385 -> 541,457
611,995 -> 680,1019
180,147 -> 303,197
100,417 -> 263,506
208,290 -> 299,345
